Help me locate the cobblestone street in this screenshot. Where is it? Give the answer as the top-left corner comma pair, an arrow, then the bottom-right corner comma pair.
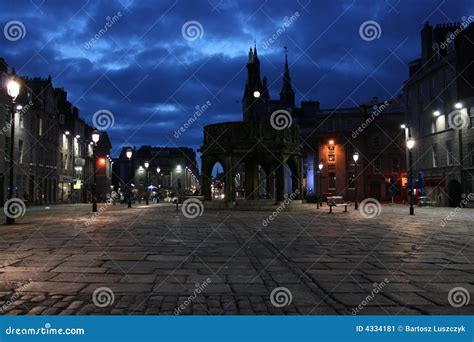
0,203 -> 472,315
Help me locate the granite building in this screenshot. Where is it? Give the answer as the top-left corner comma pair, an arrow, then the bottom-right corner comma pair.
404,21 -> 474,206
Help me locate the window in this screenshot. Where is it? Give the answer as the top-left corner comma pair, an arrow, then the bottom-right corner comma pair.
327,119 -> 335,131
372,135 -> 381,147
470,107 -> 474,128
392,158 -> 400,172
19,113 -> 24,128
18,140 -> 23,164
469,143 -> 474,166
432,144 -> 439,168
328,172 -> 336,190
446,140 -> 454,166
38,118 -> 43,136
373,157 -> 382,173
328,145 -> 335,162
348,172 -> 355,189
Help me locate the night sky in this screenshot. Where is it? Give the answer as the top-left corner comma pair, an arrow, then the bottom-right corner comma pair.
1,0 -> 472,157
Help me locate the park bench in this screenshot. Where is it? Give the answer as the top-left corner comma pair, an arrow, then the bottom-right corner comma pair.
327,196 -> 352,213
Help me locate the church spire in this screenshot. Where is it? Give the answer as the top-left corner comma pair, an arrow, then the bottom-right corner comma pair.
280,46 -> 295,108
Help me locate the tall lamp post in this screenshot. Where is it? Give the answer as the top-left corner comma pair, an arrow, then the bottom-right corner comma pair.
353,151 -> 359,210
406,136 -> 415,215
126,148 -> 133,208
317,160 -> 323,209
91,130 -> 100,212
144,161 -> 149,205
6,78 -> 20,224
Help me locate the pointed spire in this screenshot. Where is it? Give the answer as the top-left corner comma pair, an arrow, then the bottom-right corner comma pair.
248,47 -> 254,63
280,46 -> 295,107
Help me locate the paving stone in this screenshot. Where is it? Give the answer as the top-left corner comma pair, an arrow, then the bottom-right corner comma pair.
0,203 -> 471,315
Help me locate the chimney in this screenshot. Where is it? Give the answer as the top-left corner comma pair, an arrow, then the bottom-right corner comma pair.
421,21 -> 433,64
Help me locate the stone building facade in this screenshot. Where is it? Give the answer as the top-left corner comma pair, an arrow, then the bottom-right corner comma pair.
0,57 -> 112,205
404,21 -> 474,206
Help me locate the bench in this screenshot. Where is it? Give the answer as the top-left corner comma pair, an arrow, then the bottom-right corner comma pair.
327,196 -> 352,213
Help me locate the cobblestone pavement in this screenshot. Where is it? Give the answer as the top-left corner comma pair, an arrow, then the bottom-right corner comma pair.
0,202 -> 472,315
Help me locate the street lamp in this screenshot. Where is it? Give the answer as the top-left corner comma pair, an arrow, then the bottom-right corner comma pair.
317,160 -> 323,209
253,90 -> 260,98
406,137 -> 415,216
144,161 -> 149,205
126,148 -> 133,208
6,78 -> 20,224
91,130 -> 100,213
353,151 -> 359,210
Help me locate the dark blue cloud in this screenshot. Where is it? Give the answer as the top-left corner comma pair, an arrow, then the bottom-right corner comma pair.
1,0 -> 472,157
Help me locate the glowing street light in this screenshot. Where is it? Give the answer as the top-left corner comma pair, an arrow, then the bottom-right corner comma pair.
353,151 -> 359,210
7,79 -> 20,100
406,136 -> 415,216
317,160 -> 324,209
253,90 -> 260,98
144,161 -> 150,205
6,78 -> 21,224
126,148 -> 133,208
91,129 -> 100,213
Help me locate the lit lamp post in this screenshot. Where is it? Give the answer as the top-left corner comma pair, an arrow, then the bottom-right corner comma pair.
6,78 -> 20,224
91,130 -> 100,213
353,151 -> 359,210
406,137 -> 415,216
317,160 -> 323,209
126,148 -> 133,208
144,161 -> 149,205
